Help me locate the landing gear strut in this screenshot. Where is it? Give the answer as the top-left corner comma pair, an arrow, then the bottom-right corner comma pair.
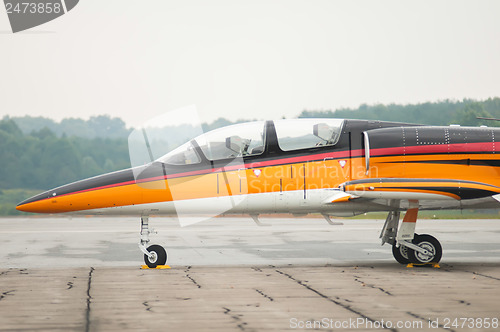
138,216 -> 167,268
381,201 -> 443,265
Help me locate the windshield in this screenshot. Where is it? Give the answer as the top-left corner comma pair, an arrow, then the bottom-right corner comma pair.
274,118 -> 344,151
158,140 -> 201,165
195,121 -> 266,160
159,121 -> 266,164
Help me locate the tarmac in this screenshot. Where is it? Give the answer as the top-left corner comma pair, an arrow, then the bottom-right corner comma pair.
0,217 -> 499,331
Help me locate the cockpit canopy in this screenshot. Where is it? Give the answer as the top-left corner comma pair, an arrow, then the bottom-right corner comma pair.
273,118 -> 343,151
159,118 -> 344,165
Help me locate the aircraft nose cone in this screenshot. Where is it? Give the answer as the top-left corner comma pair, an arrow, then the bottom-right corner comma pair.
16,191 -> 53,213
16,168 -> 138,214
16,202 -> 33,213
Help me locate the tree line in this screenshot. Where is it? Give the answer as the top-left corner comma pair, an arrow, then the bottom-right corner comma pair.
0,118 -> 130,191
12,115 -> 131,139
299,98 -> 500,127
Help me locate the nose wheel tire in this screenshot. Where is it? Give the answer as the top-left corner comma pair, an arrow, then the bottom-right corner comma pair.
144,244 -> 167,268
407,234 -> 442,264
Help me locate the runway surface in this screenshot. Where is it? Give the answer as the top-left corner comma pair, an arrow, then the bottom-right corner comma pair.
1,216 -> 500,268
0,217 -> 499,331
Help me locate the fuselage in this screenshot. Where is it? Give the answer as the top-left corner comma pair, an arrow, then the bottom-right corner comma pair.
16,119 -> 500,216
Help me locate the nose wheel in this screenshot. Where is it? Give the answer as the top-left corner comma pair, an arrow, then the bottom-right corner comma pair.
144,244 -> 167,268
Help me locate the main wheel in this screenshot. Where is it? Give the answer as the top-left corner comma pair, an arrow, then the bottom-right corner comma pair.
407,234 -> 442,264
392,243 -> 410,264
144,244 -> 167,268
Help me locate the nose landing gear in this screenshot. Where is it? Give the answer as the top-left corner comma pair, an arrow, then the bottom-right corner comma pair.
138,216 -> 167,268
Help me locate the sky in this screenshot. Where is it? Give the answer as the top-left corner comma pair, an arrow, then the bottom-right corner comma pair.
1,0 -> 500,128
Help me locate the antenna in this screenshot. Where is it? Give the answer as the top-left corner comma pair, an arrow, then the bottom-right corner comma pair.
142,128 -> 155,163
476,117 -> 500,121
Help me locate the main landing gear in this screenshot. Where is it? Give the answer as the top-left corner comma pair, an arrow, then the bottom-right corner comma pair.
138,216 -> 167,268
380,201 -> 443,265
391,234 -> 442,265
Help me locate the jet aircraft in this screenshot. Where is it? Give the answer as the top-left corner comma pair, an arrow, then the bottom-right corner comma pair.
17,119 -> 500,267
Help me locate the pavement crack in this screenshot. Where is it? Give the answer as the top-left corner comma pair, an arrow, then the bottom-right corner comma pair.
353,275 -> 393,296
406,311 -> 455,332
67,282 -> 74,290
184,266 -> 202,288
186,274 -> 201,288
467,271 -> 500,281
0,290 -> 15,301
458,300 -> 471,306
85,267 -> 95,332
255,289 -> 274,302
222,307 -> 252,331
143,301 -> 153,312
275,269 -> 396,332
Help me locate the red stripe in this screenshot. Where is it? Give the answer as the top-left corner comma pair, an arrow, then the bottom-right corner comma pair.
371,142 -> 496,157
168,150 -> 357,177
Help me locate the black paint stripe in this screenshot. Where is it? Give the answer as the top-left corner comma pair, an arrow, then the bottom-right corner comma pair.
394,159 -> 500,167
345,178 -> 495,186
382,186 -> 499,200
